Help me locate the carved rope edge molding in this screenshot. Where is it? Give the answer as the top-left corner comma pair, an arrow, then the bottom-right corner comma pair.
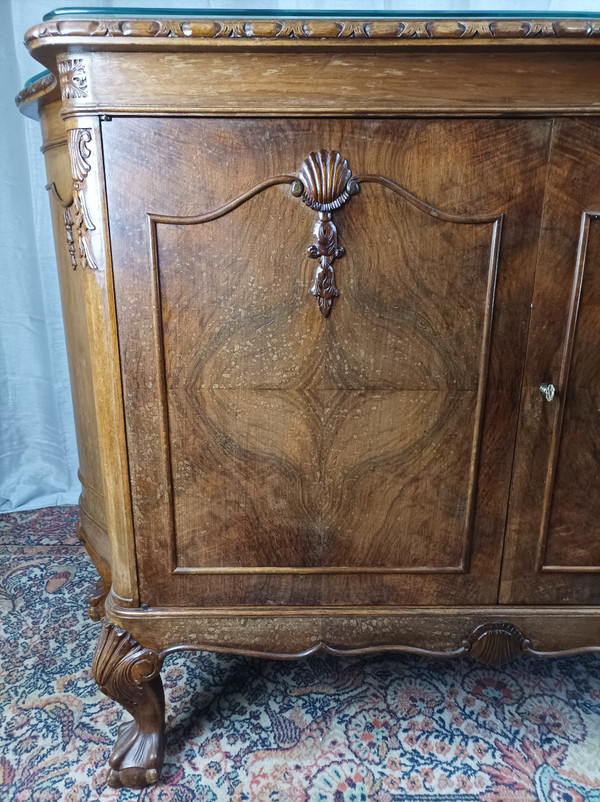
25,17 -> 600,44
14,72 -> 56,108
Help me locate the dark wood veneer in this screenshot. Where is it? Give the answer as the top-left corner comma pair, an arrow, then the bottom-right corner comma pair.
501,119 -> 600,604
18,17 -> 600,787
101,116 -> 541,610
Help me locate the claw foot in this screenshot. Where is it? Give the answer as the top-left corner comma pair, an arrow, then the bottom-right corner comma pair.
106,718 -> 165,788
93,619 -> 165,788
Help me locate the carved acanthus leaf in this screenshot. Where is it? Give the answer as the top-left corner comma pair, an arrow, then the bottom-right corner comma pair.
92,619 -> 162,713
69,127 -> 92,183
67,128 -> 99,270
63,206 -> 77,270
276,21 -> 307,38
14,72 -> 57,109
307,216 -> 343,317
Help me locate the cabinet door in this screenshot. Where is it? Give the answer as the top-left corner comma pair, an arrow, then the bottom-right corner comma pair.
102,117 -> 550,608
501,120 -> 600,605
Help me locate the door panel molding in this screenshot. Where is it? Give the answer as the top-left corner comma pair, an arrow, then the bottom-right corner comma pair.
147,159 -> 503,576
537,210 -> 600,573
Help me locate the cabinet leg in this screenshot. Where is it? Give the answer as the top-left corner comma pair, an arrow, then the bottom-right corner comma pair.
76,520 -> 111,620
92,619 -> 165,788
88,579 -> 110,621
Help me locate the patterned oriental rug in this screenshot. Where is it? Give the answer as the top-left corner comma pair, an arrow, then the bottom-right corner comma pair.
1,507 -> 600,801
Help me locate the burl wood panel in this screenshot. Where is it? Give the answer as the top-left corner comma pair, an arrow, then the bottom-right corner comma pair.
158,190 -> 495,572
103,117 -> 550,608
501,119 -> 600,605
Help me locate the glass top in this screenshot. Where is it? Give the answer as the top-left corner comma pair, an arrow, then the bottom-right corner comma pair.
43,5 -> 600,21
25,70 -> 51,87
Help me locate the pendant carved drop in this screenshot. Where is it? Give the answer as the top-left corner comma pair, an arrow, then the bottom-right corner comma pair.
294,150 -> 358,317
307,214 -> 343,318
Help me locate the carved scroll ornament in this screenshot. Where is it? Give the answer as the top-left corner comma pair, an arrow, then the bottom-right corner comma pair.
46,128 -> 100,271
93,619 -> 162,713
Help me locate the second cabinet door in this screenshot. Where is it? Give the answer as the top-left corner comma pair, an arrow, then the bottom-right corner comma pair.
501,120 -> 600,605
103,117 -> 550,608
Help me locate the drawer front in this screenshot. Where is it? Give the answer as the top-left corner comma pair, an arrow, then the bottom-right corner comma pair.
103,117 -> 549,607
501,119 -> 600,605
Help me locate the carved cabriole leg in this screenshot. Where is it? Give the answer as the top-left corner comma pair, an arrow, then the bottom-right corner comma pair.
92,619 -> 165,788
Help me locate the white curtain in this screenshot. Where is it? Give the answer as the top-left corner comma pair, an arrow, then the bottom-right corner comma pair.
0,0 -> 594,512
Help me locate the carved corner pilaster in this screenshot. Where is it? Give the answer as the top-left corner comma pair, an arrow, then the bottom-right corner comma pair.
465,621 -> 530,665
92,619 -> 165,788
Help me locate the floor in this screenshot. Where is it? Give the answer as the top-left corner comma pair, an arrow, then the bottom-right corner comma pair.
1,506 -> 599,801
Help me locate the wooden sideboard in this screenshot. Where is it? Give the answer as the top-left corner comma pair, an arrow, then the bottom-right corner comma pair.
17,12 -> 600,788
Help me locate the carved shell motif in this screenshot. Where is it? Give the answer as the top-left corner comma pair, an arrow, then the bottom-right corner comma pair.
299,150 -> 353,212
466,621 -> 528,666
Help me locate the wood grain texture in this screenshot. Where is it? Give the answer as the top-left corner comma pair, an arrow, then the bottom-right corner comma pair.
103,116 -> 549,608
105,592 -> 600,658
20,24 -> 600,787
47,50 -> 600,119
76,519 -> 111,620
466,622 -> 528,665
501,119 -> 600,604
39,103 -> 111,600
60,117 -> 137,605
537,212 -> 600,572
